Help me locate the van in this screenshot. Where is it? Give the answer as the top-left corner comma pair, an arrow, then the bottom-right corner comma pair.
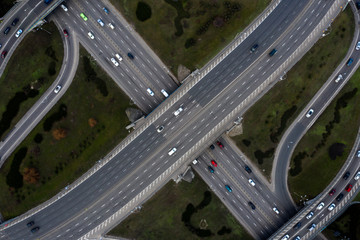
108,23 -> 115,29
174,107 -> 183,116
161,89 -> 169,98
335,74 -> 343,83
269,48 -> 277,57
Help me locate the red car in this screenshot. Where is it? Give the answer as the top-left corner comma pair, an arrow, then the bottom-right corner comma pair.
63,29 -> 69,37
345,184 -> 352,192
211,160 -> 217,167
1,51 -> 7,59
329,188 -> 336,196
217,141 -> 224,149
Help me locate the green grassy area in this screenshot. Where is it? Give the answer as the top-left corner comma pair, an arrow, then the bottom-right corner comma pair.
0,46 -> 134,219
230,7 -> 354,179
0,23 -> 64,140
108,173 -> 253,240
322,203 -> 360,240
110,0 -> 270,76
288,65 -> 360,203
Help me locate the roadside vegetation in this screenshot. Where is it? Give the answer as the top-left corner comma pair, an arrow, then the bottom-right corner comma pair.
0,0 -> 14,18
288,63 -> 360,203
0,23 -> 64,141
231,7 -> 354,180
0,46 -> 134,219
322,202 -> 360,240
107,173 -> 253,240
110,0 -> 270,77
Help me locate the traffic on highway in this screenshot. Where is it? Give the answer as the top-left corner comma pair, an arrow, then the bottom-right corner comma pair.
0,0 -> 359,240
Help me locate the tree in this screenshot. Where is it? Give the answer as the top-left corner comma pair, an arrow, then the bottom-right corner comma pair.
88,118 -> 97,128
52,128 -> 67,140
23,167 -> 40,184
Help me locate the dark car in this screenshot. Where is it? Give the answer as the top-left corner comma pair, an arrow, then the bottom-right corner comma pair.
269,48 -> 277,57
128,52 -> 134,59
4,27 -> 11,35
248,202 -> 256,210
356,2 -> 360,10
210,144 -> 215,150
329,188 -> 336,196
31,227 -> 40,233
216,141 -> 224,149
208,166 -> 214,173
244,165 -> 252,174
11,18 -> 19,26
1,51 -> 7,59
63,29 -> 69,37
343,171 -> 350,180
293,221 -> 301,230
336,193 -> 344,202
250,44 -> 259,53
26,221 -> 34,227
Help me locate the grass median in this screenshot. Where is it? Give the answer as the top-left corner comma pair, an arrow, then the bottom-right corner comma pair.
0,23 -> 64,141
230,6 -> 354,180
0,46 -> 135,219
288,64 -> 360,204
107,173 -> 253,240
110,0 -> 270,76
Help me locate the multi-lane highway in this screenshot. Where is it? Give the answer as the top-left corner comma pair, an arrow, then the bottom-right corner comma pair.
193,137 -> 293,239
0,0 -> 357,239
0,0 -> 346,239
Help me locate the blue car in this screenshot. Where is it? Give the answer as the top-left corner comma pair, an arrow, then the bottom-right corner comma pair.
347,58 -> 353,66
208,166 -> 214,173
225,185 -> 232,192
103,7 -> 109,14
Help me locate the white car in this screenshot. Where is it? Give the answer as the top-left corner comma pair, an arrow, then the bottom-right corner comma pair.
161,89 -> 169,98
147,88 -> 154,96
281,235 -> 289,240
328,203 -> 335,211
305,211 -> 314,219
111,58 -> 119,66
174,107 -> 183,116
248,178 -> 255,186
355,171 -> 360,180
357,150 -> 360,157
97,19 -> 105,27
54,85 -> 62,93
356,41 -> 360,50
334,74 -> 343,83
88,32 -> 95,39
108,23 -> 115,29
272,207 -> 280,214
157,126 -> 164,133
192,159 -> 199,165
308,223 -> 316,231
168,147 -> 177,156
306,109 -> 314,118
294,236 -> 301,240
60,4 -> 68,11
15,29 -> 23,38
115,53 -> 122,62
316,202 -> 324,210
